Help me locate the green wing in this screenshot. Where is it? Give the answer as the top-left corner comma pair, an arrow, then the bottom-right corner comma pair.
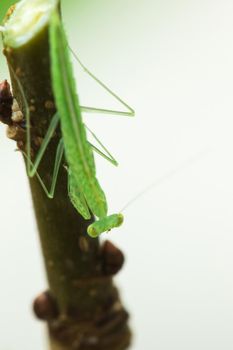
49,10 -> 108,218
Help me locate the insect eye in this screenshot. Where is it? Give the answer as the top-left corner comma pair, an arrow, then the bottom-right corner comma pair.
117,214 -> 124,226
87,226 -> 97,238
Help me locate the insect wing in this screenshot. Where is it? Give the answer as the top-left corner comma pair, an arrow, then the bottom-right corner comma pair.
49,11 -> 108,218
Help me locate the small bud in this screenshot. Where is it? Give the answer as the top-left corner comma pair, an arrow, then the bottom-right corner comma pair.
0,80 -> 13,125
7,125 -> 26,141
101,241 -> 125,276
0,80 -> 12,100
33,291 -> 58,321
12,110 -> 23,123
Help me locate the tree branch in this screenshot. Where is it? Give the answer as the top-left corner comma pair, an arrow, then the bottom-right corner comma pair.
1,1 -> 131,349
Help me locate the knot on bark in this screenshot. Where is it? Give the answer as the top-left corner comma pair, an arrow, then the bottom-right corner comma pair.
33,288 -> 130,350
101,240 -> 125,276
33,238 -> 127,349
49,301 -> 130,350
33,291 -> 59,320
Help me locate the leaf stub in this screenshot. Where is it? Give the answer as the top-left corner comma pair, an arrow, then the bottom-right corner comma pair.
2,0 -> 59,48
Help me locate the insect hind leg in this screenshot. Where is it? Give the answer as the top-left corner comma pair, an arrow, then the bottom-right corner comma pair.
85,124 -> 118,166
28,112 -> 60,177
69,47 -> 135,117
8,59 -> 63,199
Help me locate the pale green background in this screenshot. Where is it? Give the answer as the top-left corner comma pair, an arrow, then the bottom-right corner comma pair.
0,0 -> 233,349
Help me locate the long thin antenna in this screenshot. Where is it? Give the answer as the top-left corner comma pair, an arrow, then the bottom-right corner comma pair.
120,149 -> 210,212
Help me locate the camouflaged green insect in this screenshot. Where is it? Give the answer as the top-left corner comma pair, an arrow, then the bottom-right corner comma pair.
3,8 -> 134,237
49,11 -> 134,236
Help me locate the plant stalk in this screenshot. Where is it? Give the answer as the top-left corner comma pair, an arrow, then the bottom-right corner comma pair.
1,1 -> 131,349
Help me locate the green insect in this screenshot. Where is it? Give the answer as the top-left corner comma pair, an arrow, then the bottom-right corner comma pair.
6,10 -> 134,236
50,11 -> 135,233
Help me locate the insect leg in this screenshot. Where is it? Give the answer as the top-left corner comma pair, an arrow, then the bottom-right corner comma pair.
81,105 -> 133,117
68,172 -> 91,219
88,142 -> 117,166
28,112 -> 60,177
8,63 -> 60,180
47,138 -> 64,198
69,47 -> 135,117
85,124 -> 118,166
23,138 -> 64,198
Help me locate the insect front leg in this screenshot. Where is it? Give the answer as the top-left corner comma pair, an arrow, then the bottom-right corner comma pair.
68,171 -> 91,220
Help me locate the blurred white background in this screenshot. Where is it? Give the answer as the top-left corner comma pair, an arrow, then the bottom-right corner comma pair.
0,0 -> 233,349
